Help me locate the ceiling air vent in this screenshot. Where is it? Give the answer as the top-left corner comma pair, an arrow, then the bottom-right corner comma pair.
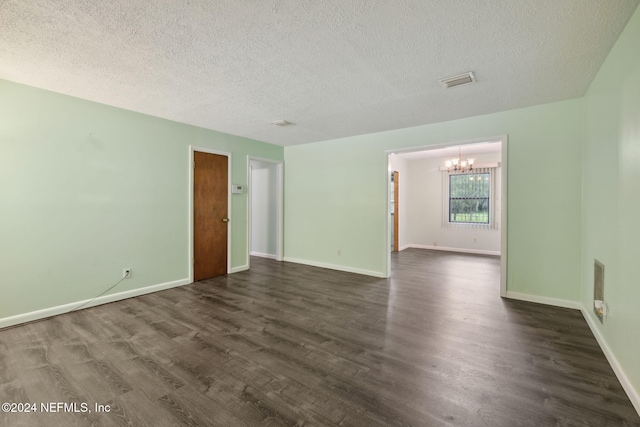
439,72 -> 475,89
269,119 -> 295,127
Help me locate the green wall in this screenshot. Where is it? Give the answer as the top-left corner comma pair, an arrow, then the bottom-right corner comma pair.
284,3 -> 640,403
0,79 -> 283,319
582,4 -> 640,402
285,97 -> 583,302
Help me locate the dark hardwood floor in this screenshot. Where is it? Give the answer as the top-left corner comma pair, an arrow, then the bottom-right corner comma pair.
1,249 -> 638,426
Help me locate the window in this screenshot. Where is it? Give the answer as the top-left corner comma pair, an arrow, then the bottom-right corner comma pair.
449,173 -> 490,224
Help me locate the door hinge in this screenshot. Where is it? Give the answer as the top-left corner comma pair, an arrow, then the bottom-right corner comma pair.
193,161 -> 195,169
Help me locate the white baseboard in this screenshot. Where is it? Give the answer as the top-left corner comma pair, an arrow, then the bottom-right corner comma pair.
407,244 -> 501,256
230,264 -> 249,273
0,278 -> 191,330
250,251 -> 277,260
398,244 -> 411,251
581,306 -> 640,416
283,257 -> 385,278
504,291 -> 582,310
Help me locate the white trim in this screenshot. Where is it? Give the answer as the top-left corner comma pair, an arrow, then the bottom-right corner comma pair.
398,244 -> 411,251
189,146 -> 232,280
250,251 -> 278,260
230,265 -> 249,273
247,157 -> 284,271
504,291 -> 582,310
442,222 -> 494,230
385,135 -> 509,288
581,306 -> 640,416
0,278 -> 191,330
384,162 -> 393,277
500,138 -> 508,297
248,161 -> 252,269
283,257 -> 386,278
385,135 -> 507,156
276,162 -> 283,262
407,244 -> 500,256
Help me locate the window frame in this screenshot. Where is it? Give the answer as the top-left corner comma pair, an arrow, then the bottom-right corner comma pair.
447,172 -> 491,226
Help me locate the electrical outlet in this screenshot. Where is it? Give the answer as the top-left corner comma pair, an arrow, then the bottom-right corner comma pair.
473,237 -> 477,243
123,268 -> 131,279
337,249 -> 341,256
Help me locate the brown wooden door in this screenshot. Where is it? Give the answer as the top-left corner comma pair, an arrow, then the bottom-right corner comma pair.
194,151 -> 228,280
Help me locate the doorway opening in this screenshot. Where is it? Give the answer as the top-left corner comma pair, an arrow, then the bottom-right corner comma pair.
189,146 -> 232,282
247,157 -> 283,268
386,136 -> 508,296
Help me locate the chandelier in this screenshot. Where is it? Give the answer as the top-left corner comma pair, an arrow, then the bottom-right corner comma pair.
445,147 -> 475,173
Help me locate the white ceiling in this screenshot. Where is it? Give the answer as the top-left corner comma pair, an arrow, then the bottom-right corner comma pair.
1,1 -> 638,147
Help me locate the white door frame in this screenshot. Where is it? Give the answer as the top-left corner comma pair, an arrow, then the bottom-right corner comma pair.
189,145 -> 232,282
384,135 -> 508,297
247,156 -> 284,267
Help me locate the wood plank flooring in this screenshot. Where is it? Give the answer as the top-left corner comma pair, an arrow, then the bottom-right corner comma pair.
1,249 -> 638,426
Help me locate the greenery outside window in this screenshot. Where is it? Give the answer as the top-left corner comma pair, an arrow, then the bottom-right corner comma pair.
449,173 -> 490,224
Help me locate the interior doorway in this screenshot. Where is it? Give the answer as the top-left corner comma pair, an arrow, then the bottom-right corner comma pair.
248,157 -> 283,266
386,137 -> 508,296
190,147 -> 231,282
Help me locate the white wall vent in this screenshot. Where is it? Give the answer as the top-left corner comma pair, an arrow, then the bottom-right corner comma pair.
439,72 -> 476,89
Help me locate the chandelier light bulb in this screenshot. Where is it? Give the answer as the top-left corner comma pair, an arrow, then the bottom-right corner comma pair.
444,147 -> 475,173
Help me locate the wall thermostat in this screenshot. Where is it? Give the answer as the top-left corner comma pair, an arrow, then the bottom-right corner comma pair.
231,184 -> 244,194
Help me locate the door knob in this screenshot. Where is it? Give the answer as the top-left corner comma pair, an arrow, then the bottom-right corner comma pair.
222,218 -> 229,222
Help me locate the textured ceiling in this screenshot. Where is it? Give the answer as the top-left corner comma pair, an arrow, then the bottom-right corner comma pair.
1,1 -> 638,146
